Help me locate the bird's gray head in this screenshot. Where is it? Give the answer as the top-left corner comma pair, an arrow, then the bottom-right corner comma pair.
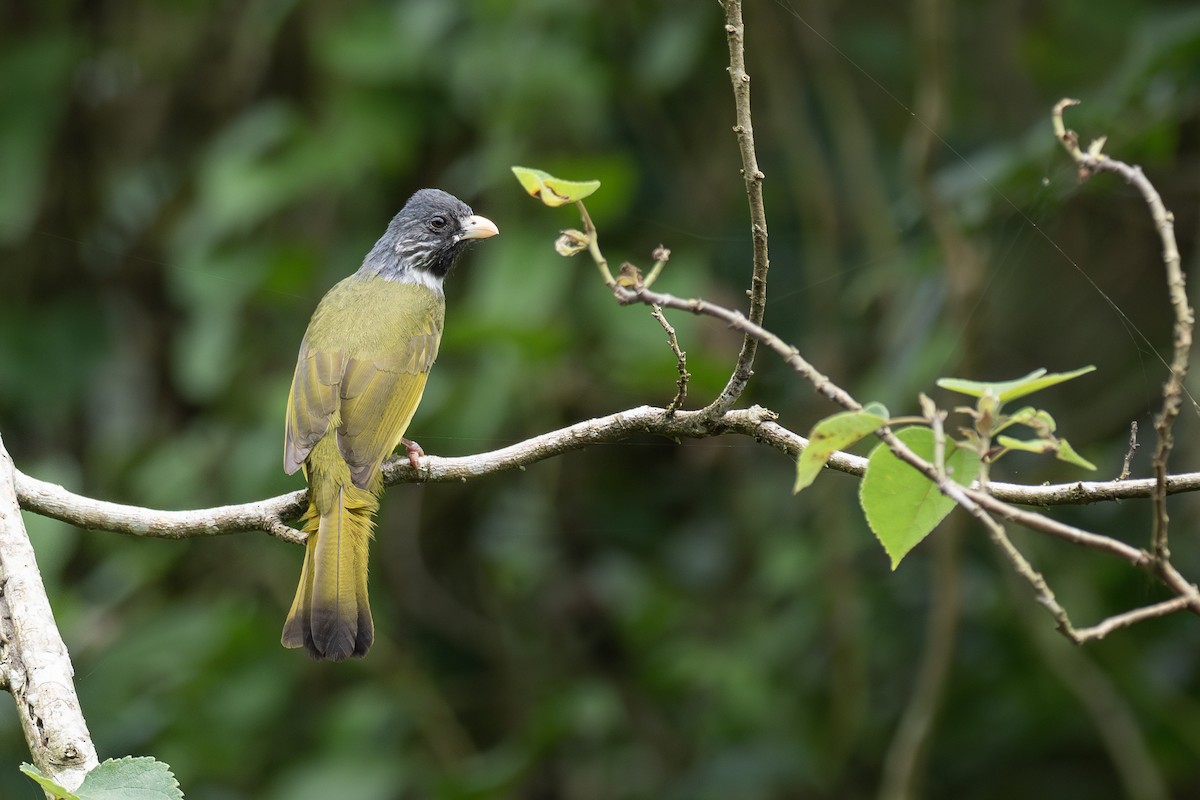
360,188 -> 499,286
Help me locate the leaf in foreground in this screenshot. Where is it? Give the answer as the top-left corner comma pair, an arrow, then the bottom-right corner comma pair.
22,757 -> 184,800
860,427 -> 980,569
794,403 -> 888,493
20,764 -> 71,799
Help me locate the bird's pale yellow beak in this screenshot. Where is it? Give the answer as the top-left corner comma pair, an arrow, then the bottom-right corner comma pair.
459,215 -> 499,240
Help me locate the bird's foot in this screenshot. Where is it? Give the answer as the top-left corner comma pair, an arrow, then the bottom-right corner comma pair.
401,438 -> 426,471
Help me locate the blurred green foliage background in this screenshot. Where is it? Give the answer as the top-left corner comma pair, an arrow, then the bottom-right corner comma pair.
2,1 -> 1200,798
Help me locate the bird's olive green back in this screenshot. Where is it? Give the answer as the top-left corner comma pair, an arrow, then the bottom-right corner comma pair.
284,275 -> 445,490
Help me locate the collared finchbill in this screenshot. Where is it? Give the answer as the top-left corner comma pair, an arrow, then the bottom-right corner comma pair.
283,189 -> 497,661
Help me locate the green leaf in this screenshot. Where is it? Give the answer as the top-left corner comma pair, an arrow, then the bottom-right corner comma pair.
794,404 -> 888,493
1003,406 -> 1056,433
936,366 -> 1095,404
859,427 -> 980,570
995,435 -> 1055,455
511,166 -> 600,207
75,757 -> 182,800
20,764 -> 75,799
995,435 -> 1097,471
23,757 -> 185,800
1055,438 -> 1097,471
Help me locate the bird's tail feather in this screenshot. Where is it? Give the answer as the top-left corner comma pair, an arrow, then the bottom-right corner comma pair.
282,481 -> 376,661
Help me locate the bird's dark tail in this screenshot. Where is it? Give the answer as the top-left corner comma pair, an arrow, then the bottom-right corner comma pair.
282,458 -> 376,661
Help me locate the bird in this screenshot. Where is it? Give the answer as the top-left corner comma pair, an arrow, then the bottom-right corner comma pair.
281,188 -> 499,661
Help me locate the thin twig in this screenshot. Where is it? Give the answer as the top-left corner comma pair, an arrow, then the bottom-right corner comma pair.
964,489 -> 1151,567
709,0 -> 771,417
1149,560 -> 1200,618
263,519 -> 307,545
967,487 -> 1200,622
1053,98 -> 1193,563
1117,421 -> 1139,481
576,200 -> 615,288
614,282 -> 861,412
644,245 -> 671,288
1070,596 -> 1192,643
650,305 -> 690,414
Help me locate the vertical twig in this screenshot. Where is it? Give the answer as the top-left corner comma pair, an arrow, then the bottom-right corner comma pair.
1053,99 -> 1193,563
576,200 -> 616,288
709,0 -> 771,417
643,245 -> 672,288
575,209 -> 690,412
1117,421 -> 1138,481
650,306 -> 690,414
0,434 -> 98,791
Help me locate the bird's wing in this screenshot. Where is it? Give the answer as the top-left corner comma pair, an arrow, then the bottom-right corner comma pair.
336,325 -> 442,488
285,279 -> 445,486
284,345 -> 347,475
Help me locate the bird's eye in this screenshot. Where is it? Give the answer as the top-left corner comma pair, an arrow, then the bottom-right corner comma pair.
429,215 -> 447,230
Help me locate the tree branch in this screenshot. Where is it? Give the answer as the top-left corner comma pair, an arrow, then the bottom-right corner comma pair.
15,388 -> 1200,639
14,471 -> 309,543
15,402 -> 1200,539
15,406 -> 799,539
1069,596 -> 1193,643
0,434 -> 99,792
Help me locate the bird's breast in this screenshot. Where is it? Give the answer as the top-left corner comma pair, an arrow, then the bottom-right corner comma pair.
304,275 -> 445,356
